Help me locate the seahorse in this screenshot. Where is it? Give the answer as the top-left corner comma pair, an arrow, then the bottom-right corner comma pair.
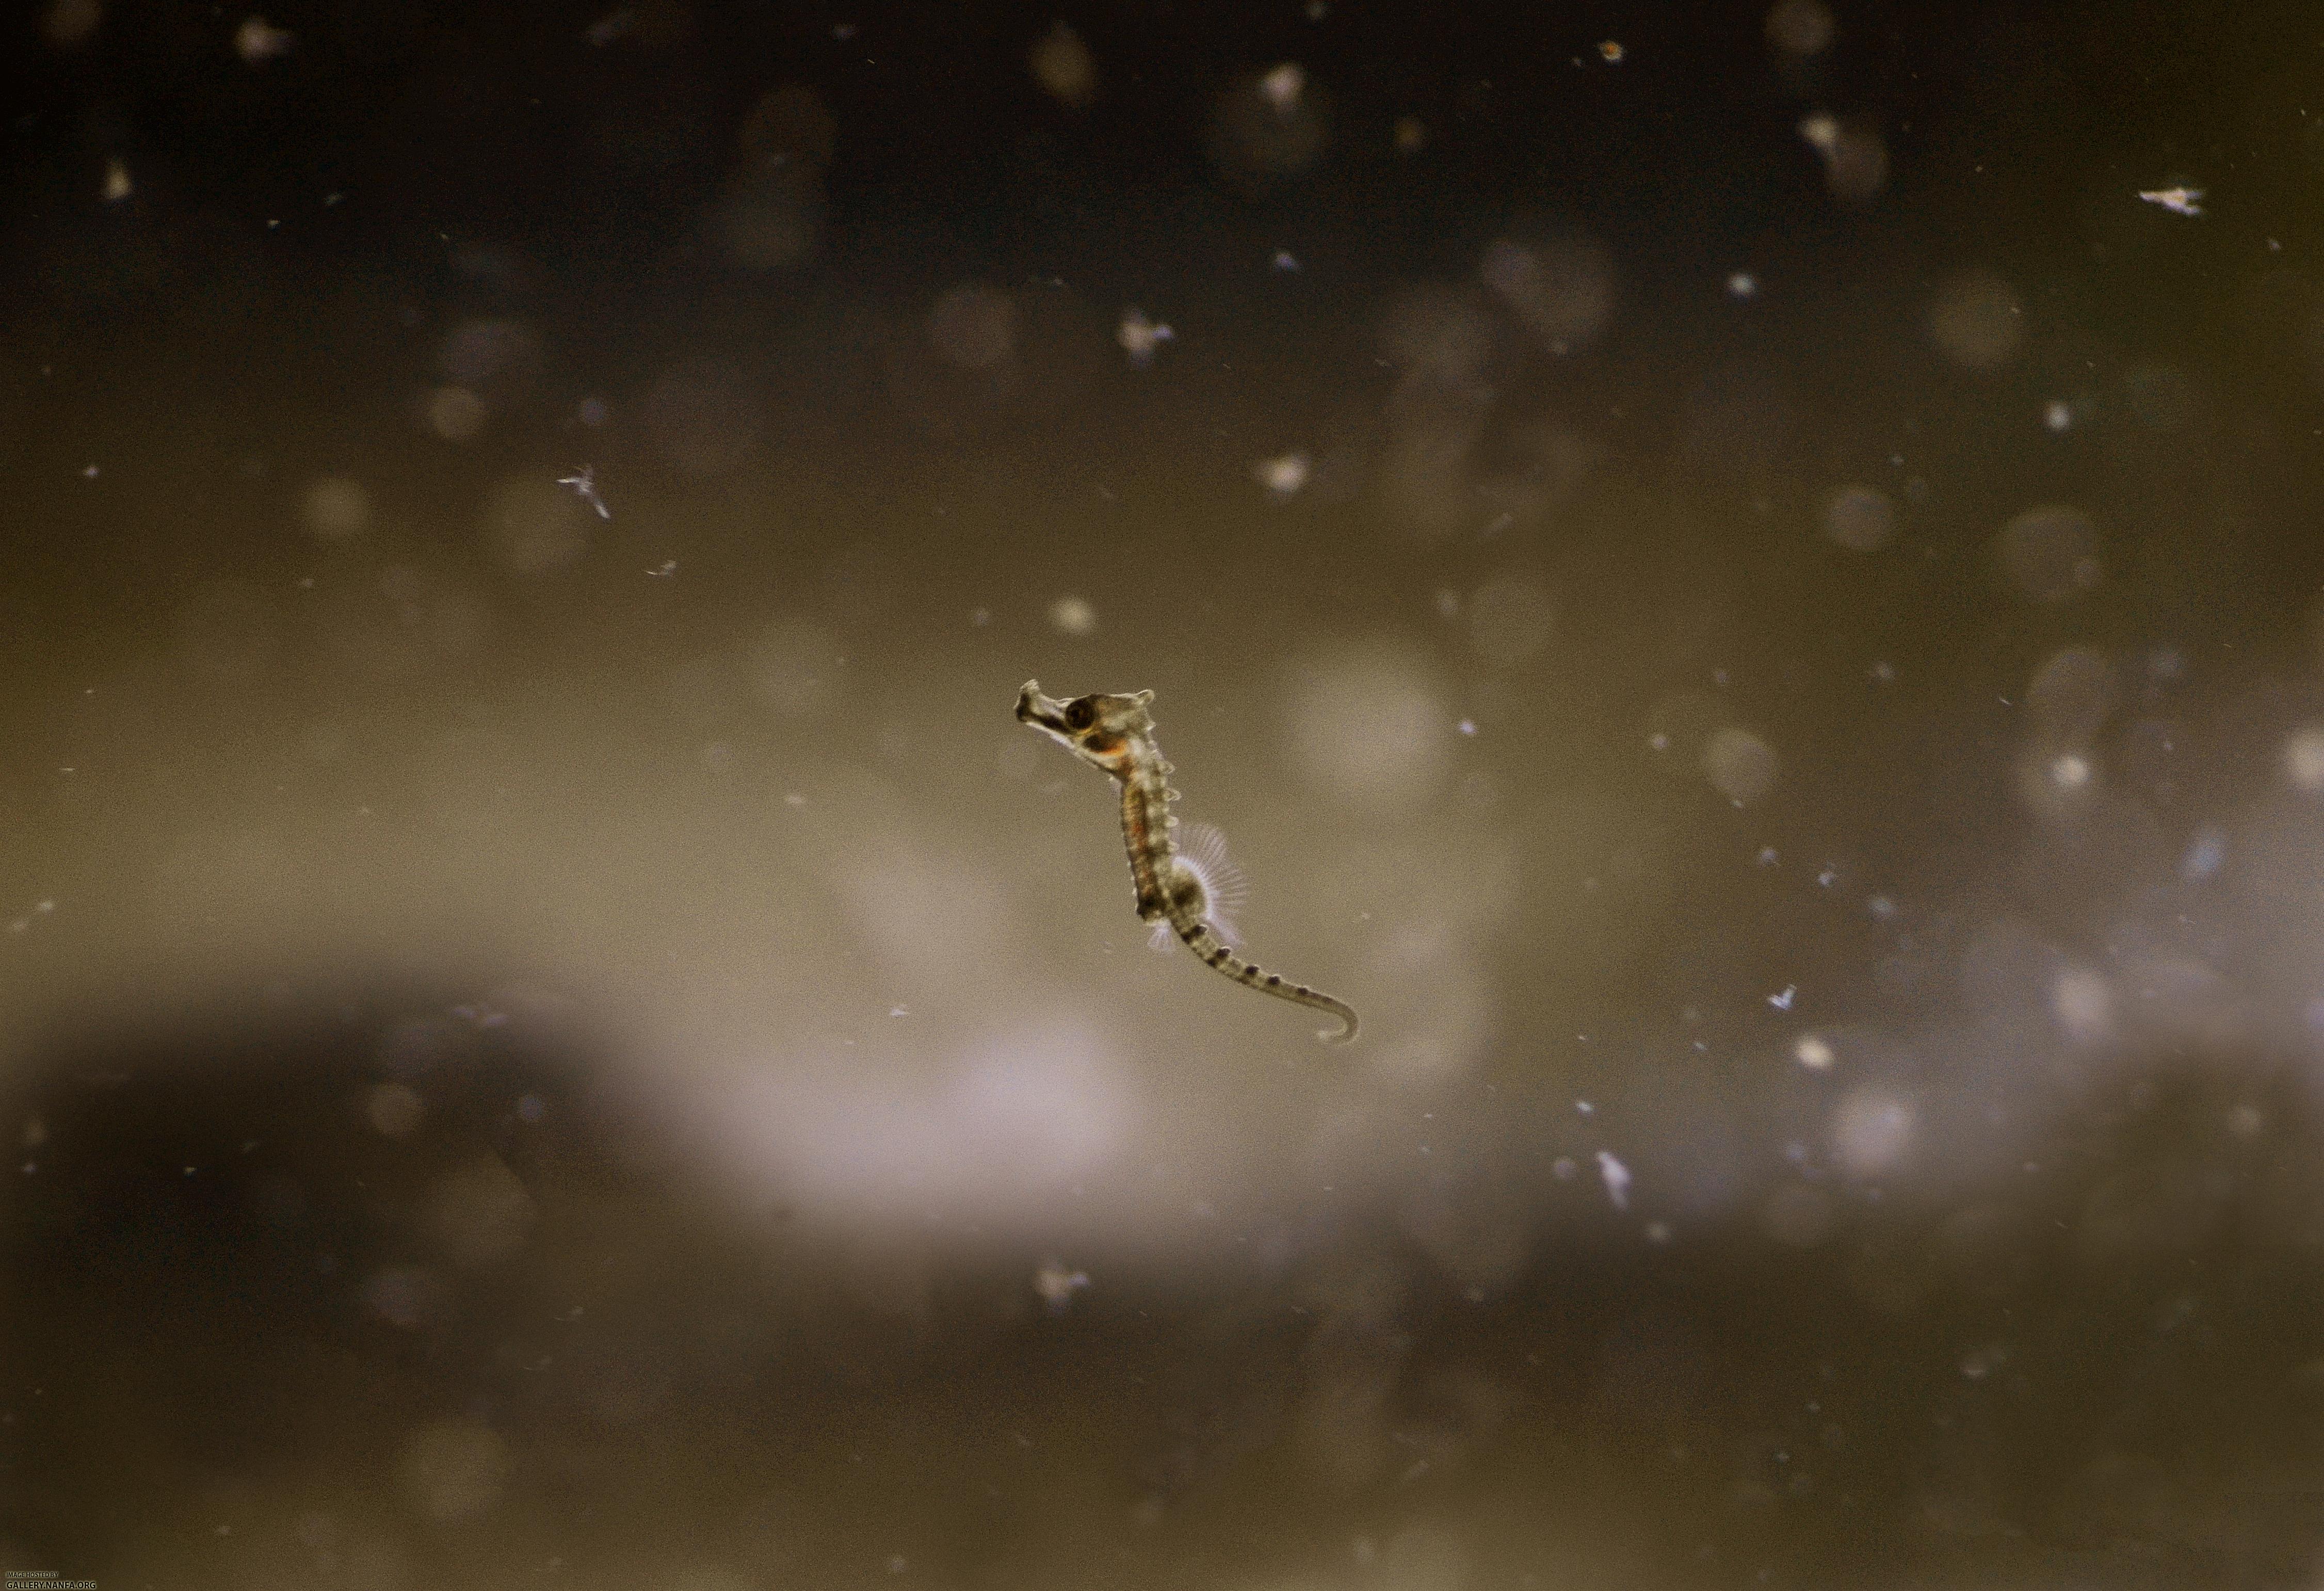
1016,679 -> 1358,1043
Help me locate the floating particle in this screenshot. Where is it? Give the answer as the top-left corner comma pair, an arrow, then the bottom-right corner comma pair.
1260,62 -> 1305,114
2043,399 -> 2072,432
1457,719 -> 1476,736
1272,250 -> 1301,272
300,476 -> 370,540
1795,1033 -> 1834,1070
1768,984 -> 1797,1011
583,7 -> 634,45
1727,271 -> 1757,298
1702,726 -> 1779,803
1599,40 -> 1624,62
425,385 -> 486,442
2179,826 -> 2225,882
1034,1260 -> 1091,1311
555,465 -> 611,519
2048,753 -> 2090,791
1029,21 -> 1096,108
1253,452 -> 1310,498
235,14 -> 292,62
1822,484 -> 1895,551
1997,504 -> 2101,603
1797,111 -> 1887,201
1830,1087 -> 1914,1177
1116,307 -> 1174,366
1393,115 -> 1428,154
1765,0 -> 1834,54
1595,1150 -> 1631,1211
2052,968 -> 2112,1044
645,560 -> 676,577
2137,186 -> 2204,217
1757,846 -> 1778,865
2285,726 -> 2324,793
1928,271 -> 2025,369
1047,595 -> 1097,635
102,158 -> 131,203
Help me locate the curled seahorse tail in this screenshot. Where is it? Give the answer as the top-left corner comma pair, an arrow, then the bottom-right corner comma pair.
1172,919 -> 1359,1045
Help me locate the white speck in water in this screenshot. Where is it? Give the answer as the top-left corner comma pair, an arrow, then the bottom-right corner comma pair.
103,158 -> 132,202
556,466 -> 611,519
235,15 -> 294,63
1117,307 -> 1175,366
1253,452 -> 1310,498
2284,726 -> 2324,793
1048,595 -> 1098,635
1727,271 -> 1757,298
2136,185 -> 2203,217
1260,61 -> 1305,113
2049,753 -> 2090,790
1757,847 -> 1778,866
1795,1033 -> 1835,1070
1768,985 -> 1797,1011
2043,399 -> 2072,432
2180,826 -> 2225,882
1457,719 -> 1476,736
1596,1150 -> 1632,1211
1272,250 -> 1301,272
1552,1157 -> 1576,1180
1034,1260 -> 1090,1310
584,7 -> 634,45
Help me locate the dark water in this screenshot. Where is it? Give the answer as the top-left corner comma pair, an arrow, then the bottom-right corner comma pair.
9,2 -> 2324,1585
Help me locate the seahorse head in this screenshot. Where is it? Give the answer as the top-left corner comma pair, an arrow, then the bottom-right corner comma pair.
1016,680 -> 1156,779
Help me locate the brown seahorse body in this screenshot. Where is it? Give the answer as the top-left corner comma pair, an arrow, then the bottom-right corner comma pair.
1016,679 -> 1358,1044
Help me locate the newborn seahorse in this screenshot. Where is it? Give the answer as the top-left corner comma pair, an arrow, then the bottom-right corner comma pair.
1016,679 -> 1358,1043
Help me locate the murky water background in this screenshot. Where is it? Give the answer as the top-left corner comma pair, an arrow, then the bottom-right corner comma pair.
10,2 -> 2324,1585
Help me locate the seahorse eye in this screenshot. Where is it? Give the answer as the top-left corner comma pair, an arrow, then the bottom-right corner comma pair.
1064,699 -> 1096,731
